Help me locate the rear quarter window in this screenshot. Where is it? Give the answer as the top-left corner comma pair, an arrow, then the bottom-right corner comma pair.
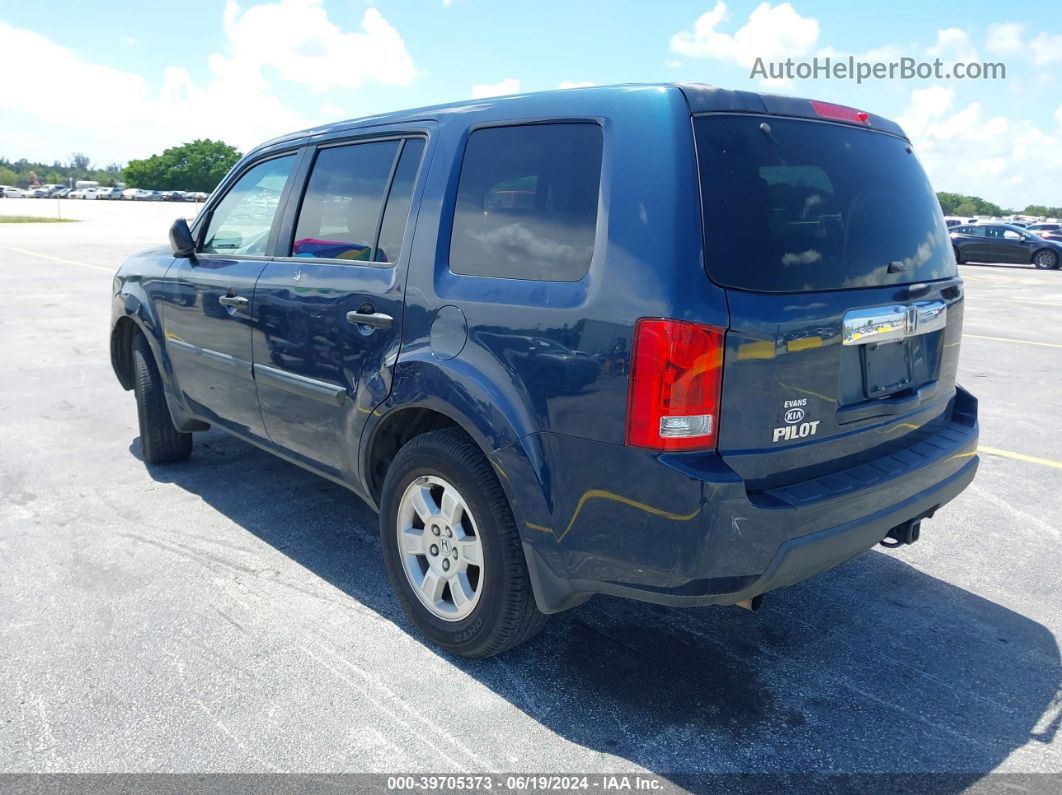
694,115 -> 956,292
449,123 -> 603,281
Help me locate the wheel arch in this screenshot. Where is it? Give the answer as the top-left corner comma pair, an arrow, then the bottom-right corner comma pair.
361,357 -> 563,608
110,315 -> 141,391
110,285 -> 206,432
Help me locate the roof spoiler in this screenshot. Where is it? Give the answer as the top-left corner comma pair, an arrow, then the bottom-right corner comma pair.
676,83 -> 908,140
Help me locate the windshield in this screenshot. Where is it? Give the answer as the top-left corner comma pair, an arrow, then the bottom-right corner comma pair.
693,115 -> 956,292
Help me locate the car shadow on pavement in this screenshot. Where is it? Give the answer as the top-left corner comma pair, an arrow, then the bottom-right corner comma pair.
960,262 -> 1042,271
140,431 -> 1061,788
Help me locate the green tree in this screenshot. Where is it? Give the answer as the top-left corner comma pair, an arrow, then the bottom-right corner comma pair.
0,165 -> 17,186
125,139 -> 241,192
936,192 -> 964,215
1023,204 -> 1062,218
937,192 -> 1006,218
68,152 -> 91,172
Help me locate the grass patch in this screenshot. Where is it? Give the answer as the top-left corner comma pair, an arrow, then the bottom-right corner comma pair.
0,215 -> 78,223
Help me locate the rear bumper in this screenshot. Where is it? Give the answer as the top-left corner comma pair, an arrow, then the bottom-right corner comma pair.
508,387 -> 979,612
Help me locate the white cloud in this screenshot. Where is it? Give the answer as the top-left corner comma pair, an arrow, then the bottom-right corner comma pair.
558,81 -> 596,89
985,21 -> 1062,66
470,78 -> 521,98
0,22 -> 147,123
221,0 -> 416,93
986,22 -> 1023,56
926,27 -> 978,63
816,43 -> 907,62
320,102 -> 345,117
670,1 -> 819,68
899,84 -> 1062,208
0,2 -> 417,163
665,59 -> 682,69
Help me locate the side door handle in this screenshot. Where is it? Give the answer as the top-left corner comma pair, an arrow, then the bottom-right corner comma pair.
346,308 -> 393,329
218,295 -> 249,308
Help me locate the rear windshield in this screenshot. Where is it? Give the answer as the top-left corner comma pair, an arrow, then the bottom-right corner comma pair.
693,115 -> 955,292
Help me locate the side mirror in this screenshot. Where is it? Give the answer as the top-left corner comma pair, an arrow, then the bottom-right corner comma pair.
169,217 -> 196,258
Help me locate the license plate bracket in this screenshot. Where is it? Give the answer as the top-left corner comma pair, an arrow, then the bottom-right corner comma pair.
862,340 -> 913,399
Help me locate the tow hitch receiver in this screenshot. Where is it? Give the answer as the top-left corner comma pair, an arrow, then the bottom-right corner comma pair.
881,519 -> 921,548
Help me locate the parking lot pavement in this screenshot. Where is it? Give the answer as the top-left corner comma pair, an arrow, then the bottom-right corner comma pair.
1,203 -> 1060,782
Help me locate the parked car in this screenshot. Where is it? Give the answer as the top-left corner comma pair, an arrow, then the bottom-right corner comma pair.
110,84 -> 980,657
68,188 -> 91,199
1,185 -> 27,198
188,191 -> 209,202
1026,222 -> 1062,240
51,187 -> 70,199
951,223 -> 1062,269
23,184 -> 63,197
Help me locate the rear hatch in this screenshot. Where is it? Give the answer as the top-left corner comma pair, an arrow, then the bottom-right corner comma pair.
692,110 -> 963,490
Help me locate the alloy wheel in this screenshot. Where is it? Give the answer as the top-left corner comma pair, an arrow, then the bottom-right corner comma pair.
396,475 -> 484,622
1034,250 -> 1058,269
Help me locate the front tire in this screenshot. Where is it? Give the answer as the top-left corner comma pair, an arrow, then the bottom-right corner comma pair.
1032,248 -> 1059,269
132,334 -> 192,464
380,428 -> 547,657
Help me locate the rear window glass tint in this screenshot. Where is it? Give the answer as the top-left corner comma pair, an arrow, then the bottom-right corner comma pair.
449,123 -> 602,281
693,115 -> 956,292
293,140 -> 399,261
374,139 -> 425,263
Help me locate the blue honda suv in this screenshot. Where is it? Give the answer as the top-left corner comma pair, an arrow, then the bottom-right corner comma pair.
110,84 -> 979,656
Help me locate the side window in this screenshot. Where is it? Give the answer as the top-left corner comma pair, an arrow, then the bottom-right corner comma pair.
292,140 -> 399,261
449,123 -> 603,281
201,155 -> 295,255
375,138 -> 426,263
1003,229 -> 1022,240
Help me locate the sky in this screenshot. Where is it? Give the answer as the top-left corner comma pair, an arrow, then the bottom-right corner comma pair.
1,0 -> 1060,208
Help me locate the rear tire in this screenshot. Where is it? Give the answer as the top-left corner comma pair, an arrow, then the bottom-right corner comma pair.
380,428 -> 547,657
1032,248 -> 1059,269
132,334 -> 192,464
953,246 -> 963,265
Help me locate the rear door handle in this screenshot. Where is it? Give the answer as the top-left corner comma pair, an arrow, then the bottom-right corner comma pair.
346,310 -> 393,329
218,295 -> 249,308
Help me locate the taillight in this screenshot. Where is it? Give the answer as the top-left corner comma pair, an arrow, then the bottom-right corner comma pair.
626,318 -> 725,452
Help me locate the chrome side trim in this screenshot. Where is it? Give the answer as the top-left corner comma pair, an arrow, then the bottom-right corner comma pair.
842,301 -> 947,346
252,363 -> 347,407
